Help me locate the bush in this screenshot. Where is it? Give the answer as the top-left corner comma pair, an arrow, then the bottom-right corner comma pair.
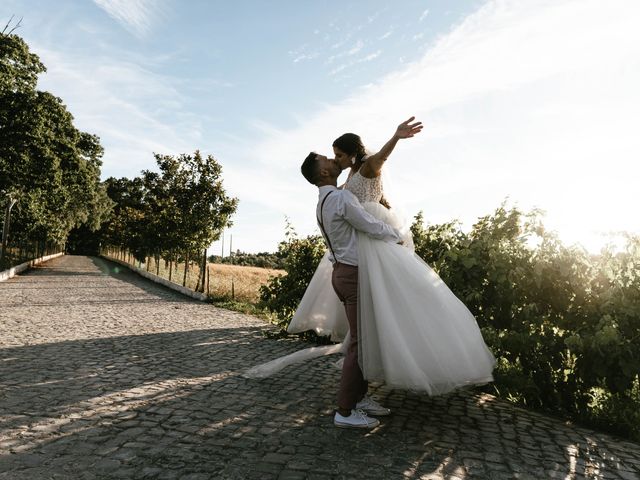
411,204 -> 639,441
259,224 -> 326,332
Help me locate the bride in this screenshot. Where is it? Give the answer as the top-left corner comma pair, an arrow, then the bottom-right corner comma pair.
245,118 -> 495,395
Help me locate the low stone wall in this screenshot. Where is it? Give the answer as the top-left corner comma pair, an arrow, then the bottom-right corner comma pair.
0,252 -> 65,282
101,255 -> 208,301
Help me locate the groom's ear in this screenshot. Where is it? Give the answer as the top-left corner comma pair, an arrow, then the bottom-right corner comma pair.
317,167 -> 331,181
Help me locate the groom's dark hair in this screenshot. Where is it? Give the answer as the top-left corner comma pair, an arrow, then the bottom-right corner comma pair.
301,152 -> 319,185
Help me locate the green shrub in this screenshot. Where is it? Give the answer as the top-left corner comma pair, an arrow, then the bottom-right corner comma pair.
411,204 -> 639,441
259,224 -> 326,332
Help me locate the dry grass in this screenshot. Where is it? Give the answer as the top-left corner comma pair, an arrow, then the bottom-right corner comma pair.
207,263 -> 284,303
103,250 -> 284,304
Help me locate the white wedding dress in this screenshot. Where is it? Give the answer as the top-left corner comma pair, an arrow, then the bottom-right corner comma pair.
245,170 -> 495,394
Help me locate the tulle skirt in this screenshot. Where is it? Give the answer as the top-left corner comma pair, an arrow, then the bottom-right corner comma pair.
286,251 -> 348,342
245,203 -> 495,394
356,202 -> 495,394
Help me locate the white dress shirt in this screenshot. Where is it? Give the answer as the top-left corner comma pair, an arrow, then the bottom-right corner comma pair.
317,185 -> 400,266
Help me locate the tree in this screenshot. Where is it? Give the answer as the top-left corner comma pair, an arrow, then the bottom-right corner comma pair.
0,31 -> 111,263
99,177 -> 147,261
99,151 -> 238,290
149,151 -> 238,290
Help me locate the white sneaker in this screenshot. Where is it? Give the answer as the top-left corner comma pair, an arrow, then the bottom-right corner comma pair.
355,396 -> 391,416
334,409 -> 380,429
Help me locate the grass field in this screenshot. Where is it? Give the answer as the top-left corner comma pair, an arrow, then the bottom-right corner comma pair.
207,263 -> 284,303
103,250 -> 284,305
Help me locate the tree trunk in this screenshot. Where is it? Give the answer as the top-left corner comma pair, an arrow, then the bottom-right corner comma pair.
198,249 -> 207,293
0,197 -> 16,260
196,255 -> 202,292
183,251 -> 189,286
156,254 -> 160,276
206,263 -> 210,296
169,256 -> 173,282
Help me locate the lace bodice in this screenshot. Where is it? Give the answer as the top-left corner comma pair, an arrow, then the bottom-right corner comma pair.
345,170 -> 383,203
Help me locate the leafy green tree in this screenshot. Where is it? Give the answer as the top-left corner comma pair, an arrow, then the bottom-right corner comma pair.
153,151 -> 238,250
100,177 -> 147,261
1,31 -> 111,262
149,151 -> 238,290
99,151 -> 238,289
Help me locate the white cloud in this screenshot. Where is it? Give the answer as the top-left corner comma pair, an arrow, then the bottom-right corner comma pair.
289,44 -> 321,63
419,9 -> 430,22
327,41 -> 380,76
330,32 -> 352,51
359,50 -> 382,63
293,52 -> 319,63
227,0 -> 640,253
92,0 -> 163,37
346,39 -> 365,56
327,38 -> 365,64
328,63 -> 348,76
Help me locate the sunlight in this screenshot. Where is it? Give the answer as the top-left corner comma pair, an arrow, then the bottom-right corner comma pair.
565,444 -> 578,479
0,373 -> 233,452
231,0 -> 640,254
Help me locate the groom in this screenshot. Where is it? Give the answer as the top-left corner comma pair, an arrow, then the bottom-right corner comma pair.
300,152 -> 400,429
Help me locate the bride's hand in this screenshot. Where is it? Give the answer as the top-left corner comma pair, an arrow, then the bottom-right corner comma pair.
395,116 -> 423,139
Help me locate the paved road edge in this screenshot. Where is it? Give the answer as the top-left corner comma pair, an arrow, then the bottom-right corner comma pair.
100,254 -> 208,302
0,252 -> 65,283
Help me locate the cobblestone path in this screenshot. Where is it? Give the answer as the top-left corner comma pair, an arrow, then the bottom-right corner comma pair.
1,255 -> 639,480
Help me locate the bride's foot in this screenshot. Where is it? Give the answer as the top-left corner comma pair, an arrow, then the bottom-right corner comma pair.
355,396 -> 391,416
334,409 -> 380,429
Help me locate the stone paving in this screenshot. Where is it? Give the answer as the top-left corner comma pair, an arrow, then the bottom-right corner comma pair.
0,255 -> 639,480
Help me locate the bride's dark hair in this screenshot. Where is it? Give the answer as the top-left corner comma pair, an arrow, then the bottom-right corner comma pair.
333,133 -> 367,167
333,132 -> 391,209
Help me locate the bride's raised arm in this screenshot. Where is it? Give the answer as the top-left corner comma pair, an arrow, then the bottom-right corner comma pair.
360,116 -> 423,177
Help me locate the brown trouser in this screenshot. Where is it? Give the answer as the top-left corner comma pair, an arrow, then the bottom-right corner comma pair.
331,262 -> 368,411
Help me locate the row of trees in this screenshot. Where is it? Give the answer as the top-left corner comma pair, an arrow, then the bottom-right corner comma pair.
208,251 -> 285,269
97,152 -> 238,290
260,205 -> 640,441
1,28 -> 238,278
0,27 -> 112,267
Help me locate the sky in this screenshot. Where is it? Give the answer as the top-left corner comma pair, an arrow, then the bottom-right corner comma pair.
2,0 -> 639,255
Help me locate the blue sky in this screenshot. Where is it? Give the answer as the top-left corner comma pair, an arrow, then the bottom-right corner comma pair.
3,0 -> 639,254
